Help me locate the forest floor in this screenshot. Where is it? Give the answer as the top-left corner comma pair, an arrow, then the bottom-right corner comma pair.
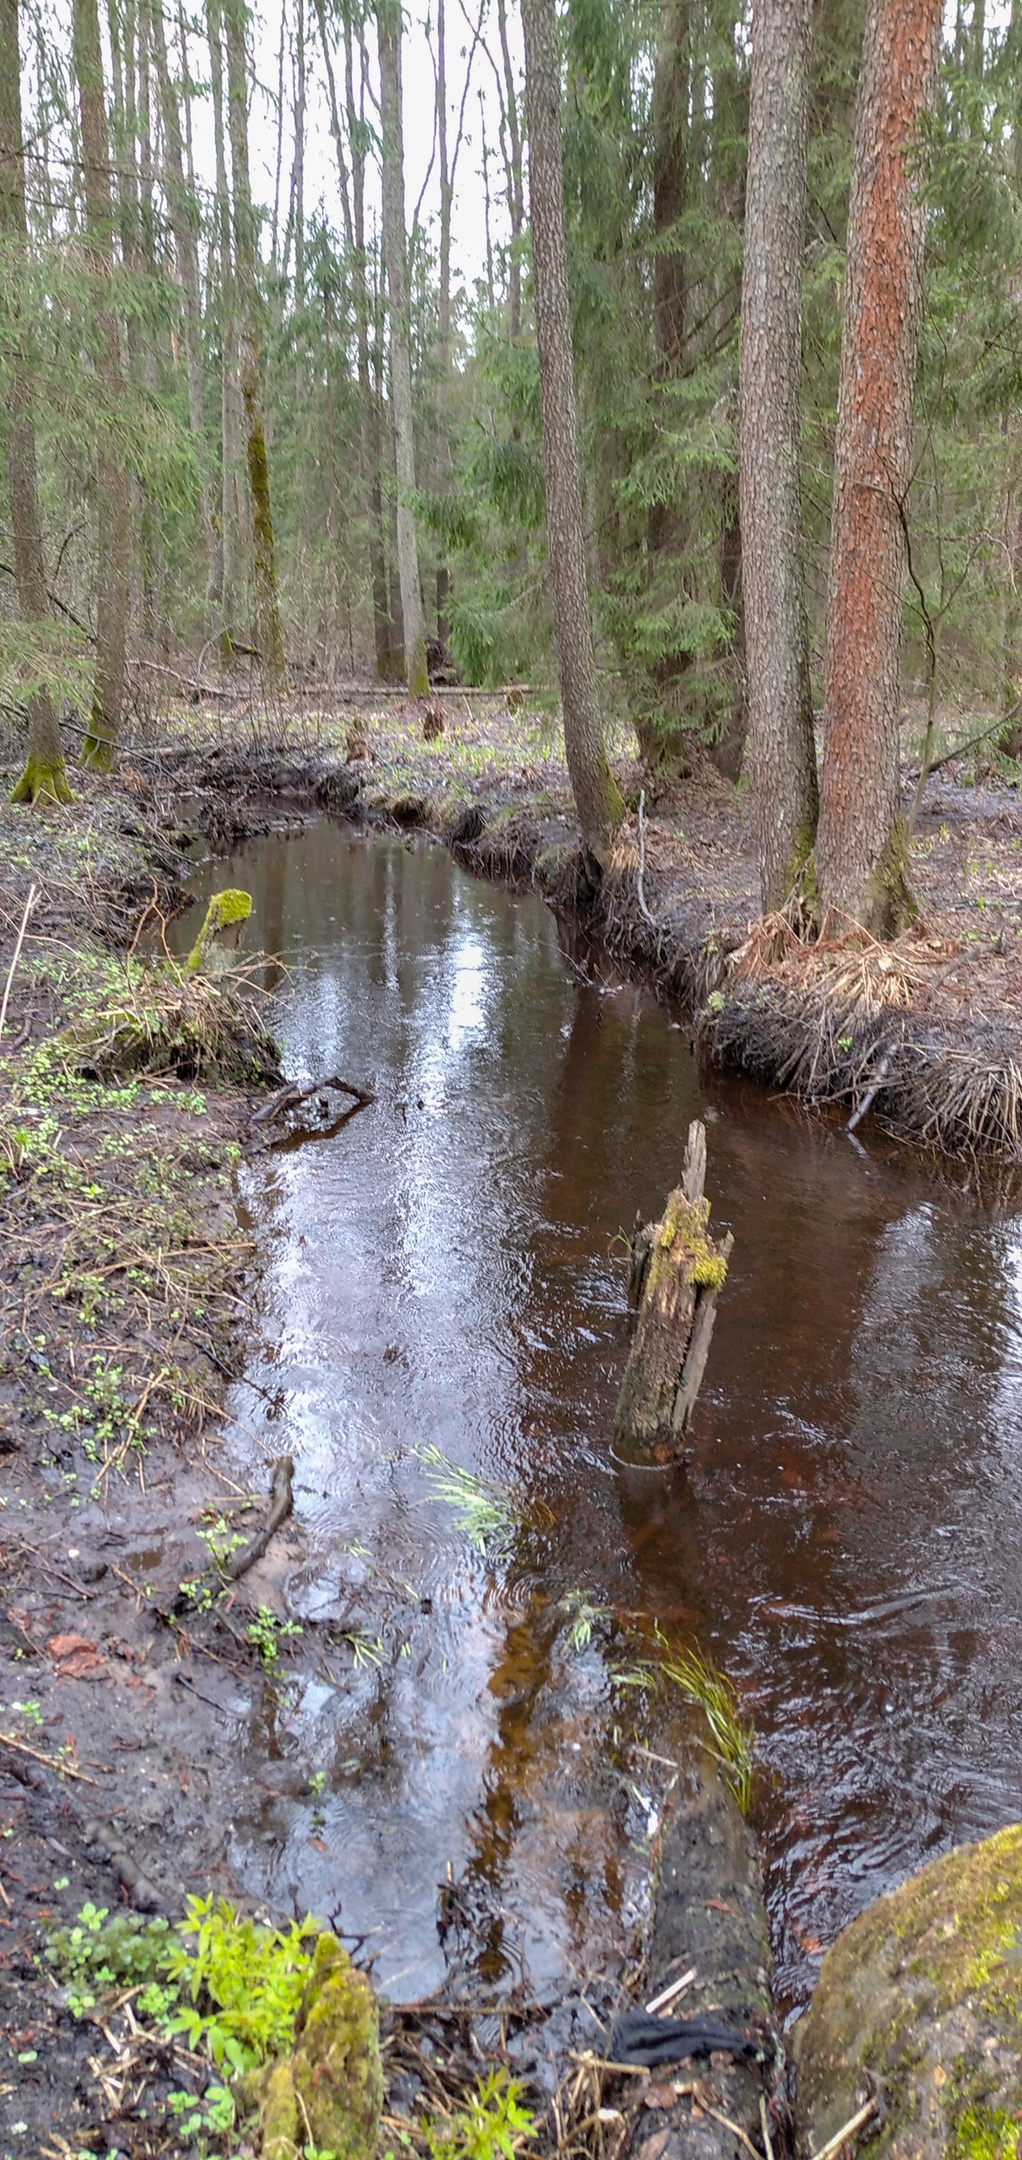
0,683 -> 1019,2157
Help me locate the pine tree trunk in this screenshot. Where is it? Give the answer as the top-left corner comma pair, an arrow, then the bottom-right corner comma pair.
73,0 -> 130,771
816,0 -> 942,934
739,0 -> 818,909
521,0 -> 624,858
222,0 -> 286,683
378,8 -> 428,697
0,0 -> 72,804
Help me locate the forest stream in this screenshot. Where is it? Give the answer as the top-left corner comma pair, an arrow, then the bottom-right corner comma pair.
173,821 -> 1022,2025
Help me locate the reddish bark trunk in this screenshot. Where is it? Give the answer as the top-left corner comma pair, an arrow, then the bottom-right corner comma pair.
816,0 -> 942,934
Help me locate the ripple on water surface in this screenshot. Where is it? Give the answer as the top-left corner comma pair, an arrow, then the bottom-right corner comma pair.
179,825 -> 1022,2012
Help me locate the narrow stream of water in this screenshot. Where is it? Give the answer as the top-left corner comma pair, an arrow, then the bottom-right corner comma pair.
179,823 -> 1022,2016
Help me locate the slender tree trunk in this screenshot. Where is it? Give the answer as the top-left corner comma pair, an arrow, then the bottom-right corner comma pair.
73,0 -> 130,770
378,5 -> 428,696
739,0 -> 818,909
208,0 -> 241,643
152,0 -> 218,604
496,0 -> 524,340
816,0 -> 942,933
521,0 -> 623,855
1,0 -> 71,804
222,0 -> 286,682
318,1 -> 392,675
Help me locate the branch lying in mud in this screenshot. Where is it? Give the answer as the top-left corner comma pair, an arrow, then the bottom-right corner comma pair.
162,1456 -> 295,1619
221,1454 -> 294,1582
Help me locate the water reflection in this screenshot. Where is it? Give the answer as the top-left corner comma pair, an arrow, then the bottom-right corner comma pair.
178,824 -> 1022,2012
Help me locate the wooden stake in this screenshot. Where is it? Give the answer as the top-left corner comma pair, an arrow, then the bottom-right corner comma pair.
613,1120 -> 732,1465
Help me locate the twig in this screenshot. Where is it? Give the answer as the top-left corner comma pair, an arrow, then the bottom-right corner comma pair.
699,2102 -> 763,2160
809,2096 -> 878,2160
760,2094 -> 775,2160
0,884 -> 39,1042
847,1052 -> 892,1133
0,1731 -> 97,1783
635,791 -> 657,928
645,1968 -> 697,2015
907,711 -> 1019,784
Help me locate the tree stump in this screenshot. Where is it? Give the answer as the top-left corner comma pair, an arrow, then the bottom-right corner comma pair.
613,1120 -> 733,1465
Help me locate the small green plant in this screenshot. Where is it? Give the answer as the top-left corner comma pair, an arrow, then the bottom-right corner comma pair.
246,1605 -> 303,1668
421,2069 -> 536,2160
46,1903 -> 175,2018
11,1699 -> 42,1728
161,1894 -> 318,2073
166,2081 -> 236,2141
559,1591 -> 609,1653
414,1443 -> 518,1554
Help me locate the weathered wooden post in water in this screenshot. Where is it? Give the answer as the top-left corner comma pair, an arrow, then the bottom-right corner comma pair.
613,1121 -> 732,1465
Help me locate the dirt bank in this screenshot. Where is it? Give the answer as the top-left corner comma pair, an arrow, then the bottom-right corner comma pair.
150,687 -> 1022,1168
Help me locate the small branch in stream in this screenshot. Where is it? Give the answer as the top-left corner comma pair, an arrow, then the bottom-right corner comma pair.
249,1073 -> 376,1128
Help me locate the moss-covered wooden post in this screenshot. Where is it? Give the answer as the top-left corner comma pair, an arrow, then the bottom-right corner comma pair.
185,887 -> 252,972
613,1120 -> 732,1465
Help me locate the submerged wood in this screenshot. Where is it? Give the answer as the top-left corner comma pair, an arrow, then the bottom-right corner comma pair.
614,1119 -> 732,1464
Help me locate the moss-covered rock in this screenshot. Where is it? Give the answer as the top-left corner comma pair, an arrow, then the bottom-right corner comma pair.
240,1932 -> 382,2160
794,1823 -> 1022,2160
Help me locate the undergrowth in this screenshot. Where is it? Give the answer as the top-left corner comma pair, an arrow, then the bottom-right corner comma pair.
45,1898 -> 537,2160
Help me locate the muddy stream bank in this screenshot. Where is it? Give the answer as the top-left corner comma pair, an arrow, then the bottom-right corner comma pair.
165,820 -> 1022,2021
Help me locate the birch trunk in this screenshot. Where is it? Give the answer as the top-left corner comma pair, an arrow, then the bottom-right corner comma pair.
739,0 -> 818,908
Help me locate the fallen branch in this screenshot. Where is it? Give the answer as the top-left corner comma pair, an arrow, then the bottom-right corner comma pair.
249,1073 -> 376,1127
222,1454 -> 294,1582
0,883 -> 39,1042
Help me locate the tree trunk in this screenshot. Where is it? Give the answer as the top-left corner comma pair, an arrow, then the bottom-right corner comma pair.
222,0 -> 286,683
613,1122 -> 732,1466
739,0 -> 818,909
318,1 -> 393,677
0,0 -> 71,804
378,5 -> 429,696
73,0 -> 131,771
495,0 -> 525,340
521,0 -> 624,858
151,0 -> 218,605
208,0 -> 244,647
815,0 -> 942,934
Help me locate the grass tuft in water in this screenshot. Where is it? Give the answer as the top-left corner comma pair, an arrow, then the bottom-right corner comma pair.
658,1640 -> 754,1814
413,1444 -> 520,1554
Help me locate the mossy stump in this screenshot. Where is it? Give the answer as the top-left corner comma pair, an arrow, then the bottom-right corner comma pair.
185,887 -> 252,973
240,1932 -> 382,2160
794,1823 -> 1022,2160
612,1119 -> 732,1465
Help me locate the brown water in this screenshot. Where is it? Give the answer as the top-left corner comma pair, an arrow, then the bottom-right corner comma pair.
179,823 -> 1022,2017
